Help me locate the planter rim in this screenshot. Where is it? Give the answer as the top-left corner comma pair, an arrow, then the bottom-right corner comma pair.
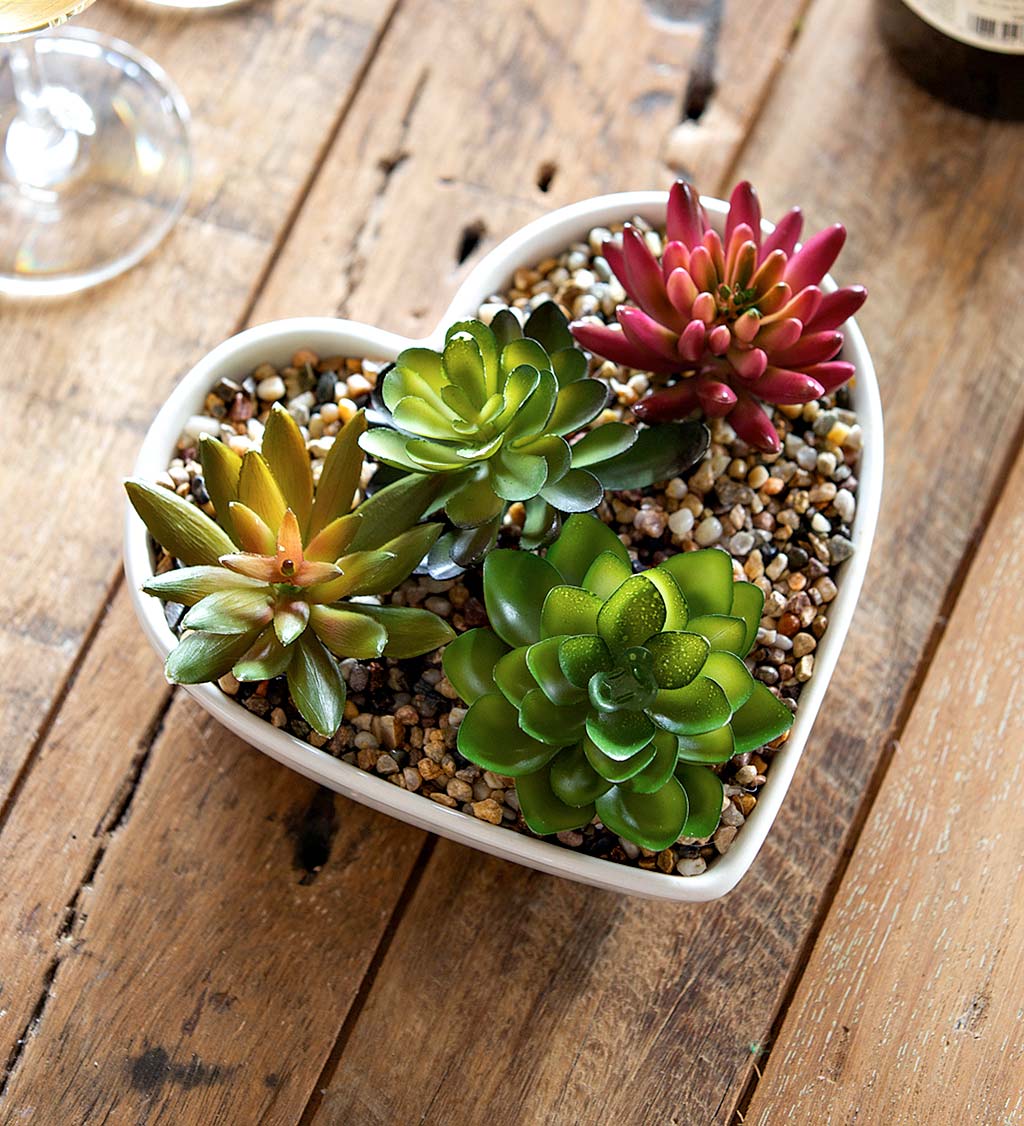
124,190 -> 884,902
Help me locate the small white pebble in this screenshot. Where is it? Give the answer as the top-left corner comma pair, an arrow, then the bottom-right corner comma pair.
257,375 -> 286,402
694,516 -> 722,546
668,507 -> 694,537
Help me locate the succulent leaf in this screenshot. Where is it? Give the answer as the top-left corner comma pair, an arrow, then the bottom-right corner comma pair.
126,479 -> 236,567
349,472 -> 444,552
228,502 -> 277,555
586,708 -> 657,758
659,548 -> 734,618
539,468 -> 604,514
308,410 -> 367,537
644,631 -> 709,689
341,604 -> 456,658
262,405 -> 314,531
545,511 -> 630,586
238,451 -> 287,534
558,634 -> 613,690
233,625 -> 294,682
702,650 -> 755,710
583,732 -> 659,780
729,681 -> 794,754
686,613 -> 749,653
483,549 -> 562,648
442,628 -> 511,704
674,763 -> 725,839
166,629 -> 259,684
541,586 -> 603,639
546,380 -> 608,436
181,589 -> 273,635
525,636 -> 587,707
675,725 -> 736,764
286,634 -> 347,737
568,422 -> 637,469
548,743 -> 612,806
274,598 -> 311,647
457,693 -> 560,777
729,581 -> 765,656
198,435 -> 242,542
308,605 -> 388,660
517,762 -> 595,836
588,420 -> 709,491
142,566 -> 265,606
648,676 -> 732,736
519,688 -> 588,745
494,646 -> 536,707
596,574 -> 666,654
595,778 -> 689,851
624,730 -> 679,794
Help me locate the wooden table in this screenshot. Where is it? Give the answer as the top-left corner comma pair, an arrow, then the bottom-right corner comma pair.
2,1 -> 1022,1121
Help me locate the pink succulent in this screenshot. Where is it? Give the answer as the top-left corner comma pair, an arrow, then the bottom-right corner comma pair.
570,180 -> 867,452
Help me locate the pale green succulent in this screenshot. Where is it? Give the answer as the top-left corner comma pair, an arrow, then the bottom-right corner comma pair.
360,304 -> 708,573
127,406 -> 454,736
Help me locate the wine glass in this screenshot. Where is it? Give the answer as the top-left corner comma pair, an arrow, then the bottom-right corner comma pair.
0,2 -> 191,296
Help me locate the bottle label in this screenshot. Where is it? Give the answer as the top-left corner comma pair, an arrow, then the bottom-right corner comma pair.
903,0 -> 1024,51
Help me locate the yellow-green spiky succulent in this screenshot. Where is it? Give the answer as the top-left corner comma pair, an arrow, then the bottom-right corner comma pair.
126,407 -> 454,736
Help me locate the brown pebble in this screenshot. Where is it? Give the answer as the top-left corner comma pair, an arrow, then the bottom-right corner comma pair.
472,799 -> 503,825
292,348 -> 319,368
418,759 -> 442,781
777,613 -> 800,637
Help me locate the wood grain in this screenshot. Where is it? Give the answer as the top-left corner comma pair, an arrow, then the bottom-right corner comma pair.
0,0 -> 809,1118
743,442 -> 1024,1124
0,679 -> 427,1124
251,0 -> 807,333
0,0 -> 400,804
298,2 -> 1024,1123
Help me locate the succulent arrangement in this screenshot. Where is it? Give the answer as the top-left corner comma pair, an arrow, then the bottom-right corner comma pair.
360,303 -> 708,572
571,179 -> 866,452
126,406 -> 455,736
131,177 -> 862,873
442,514 -> 793,849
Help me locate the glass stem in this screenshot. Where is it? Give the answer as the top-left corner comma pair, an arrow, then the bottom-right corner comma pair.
4,39 -> 81,190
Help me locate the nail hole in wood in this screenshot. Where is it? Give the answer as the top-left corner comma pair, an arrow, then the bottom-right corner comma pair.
536,161 -> 557,193
456,221 -> 486,265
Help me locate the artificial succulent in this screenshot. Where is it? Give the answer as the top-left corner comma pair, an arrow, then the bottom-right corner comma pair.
360,303 -> 708,574
442,514 -> 793,850
126,406 -> 455,736
571,179 -> 866,453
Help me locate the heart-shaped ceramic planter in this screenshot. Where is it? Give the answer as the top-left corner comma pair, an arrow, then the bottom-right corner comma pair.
125,192 -> 883,901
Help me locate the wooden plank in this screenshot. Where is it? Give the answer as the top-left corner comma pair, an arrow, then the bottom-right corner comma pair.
0,591 -> 169,1075
0,0 -> 808,1118
295,2 -> 1024,1124
0,664 -> 427,1124
743,447 -> 1024,1124
251,0 -> 806,331
0,0 -> 401,804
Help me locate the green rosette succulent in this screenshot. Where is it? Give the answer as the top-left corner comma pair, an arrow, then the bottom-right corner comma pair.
442,514 -> 793,850
127,406 -> 455,737
360,303 -> 708,573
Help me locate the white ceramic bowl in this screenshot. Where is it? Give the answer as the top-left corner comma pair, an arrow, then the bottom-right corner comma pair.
124,192 -> 884,901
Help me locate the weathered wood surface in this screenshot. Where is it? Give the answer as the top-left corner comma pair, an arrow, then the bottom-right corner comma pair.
0,0 -> 400,804
744,442 -> 1024,1125
1,0 -> 1021,1122
290,4 -> 1024,1123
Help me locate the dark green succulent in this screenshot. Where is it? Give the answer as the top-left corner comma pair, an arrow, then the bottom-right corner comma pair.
442,514 -> 792,850
127,406 -> 454,737
360,304 -> 708,573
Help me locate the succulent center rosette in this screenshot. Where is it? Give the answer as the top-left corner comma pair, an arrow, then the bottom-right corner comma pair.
360,303 -> 709,574
127,405 -> 455,737
571,179 -> 867,453
442,514 -> 794,850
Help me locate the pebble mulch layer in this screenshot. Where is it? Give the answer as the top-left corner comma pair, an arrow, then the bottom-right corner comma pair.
155,223 -> 863,878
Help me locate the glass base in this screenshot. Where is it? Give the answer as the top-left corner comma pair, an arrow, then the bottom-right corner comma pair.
0,28 -> 191,297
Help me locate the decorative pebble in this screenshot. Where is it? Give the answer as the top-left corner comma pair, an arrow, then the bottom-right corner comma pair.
694,516 -> 722,546
257,374 -> 286,401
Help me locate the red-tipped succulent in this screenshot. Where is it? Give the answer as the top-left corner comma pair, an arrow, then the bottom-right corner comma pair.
571,180 -> 866,452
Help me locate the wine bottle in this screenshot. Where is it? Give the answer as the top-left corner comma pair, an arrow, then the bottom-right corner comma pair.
875,0 -> 1024,118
